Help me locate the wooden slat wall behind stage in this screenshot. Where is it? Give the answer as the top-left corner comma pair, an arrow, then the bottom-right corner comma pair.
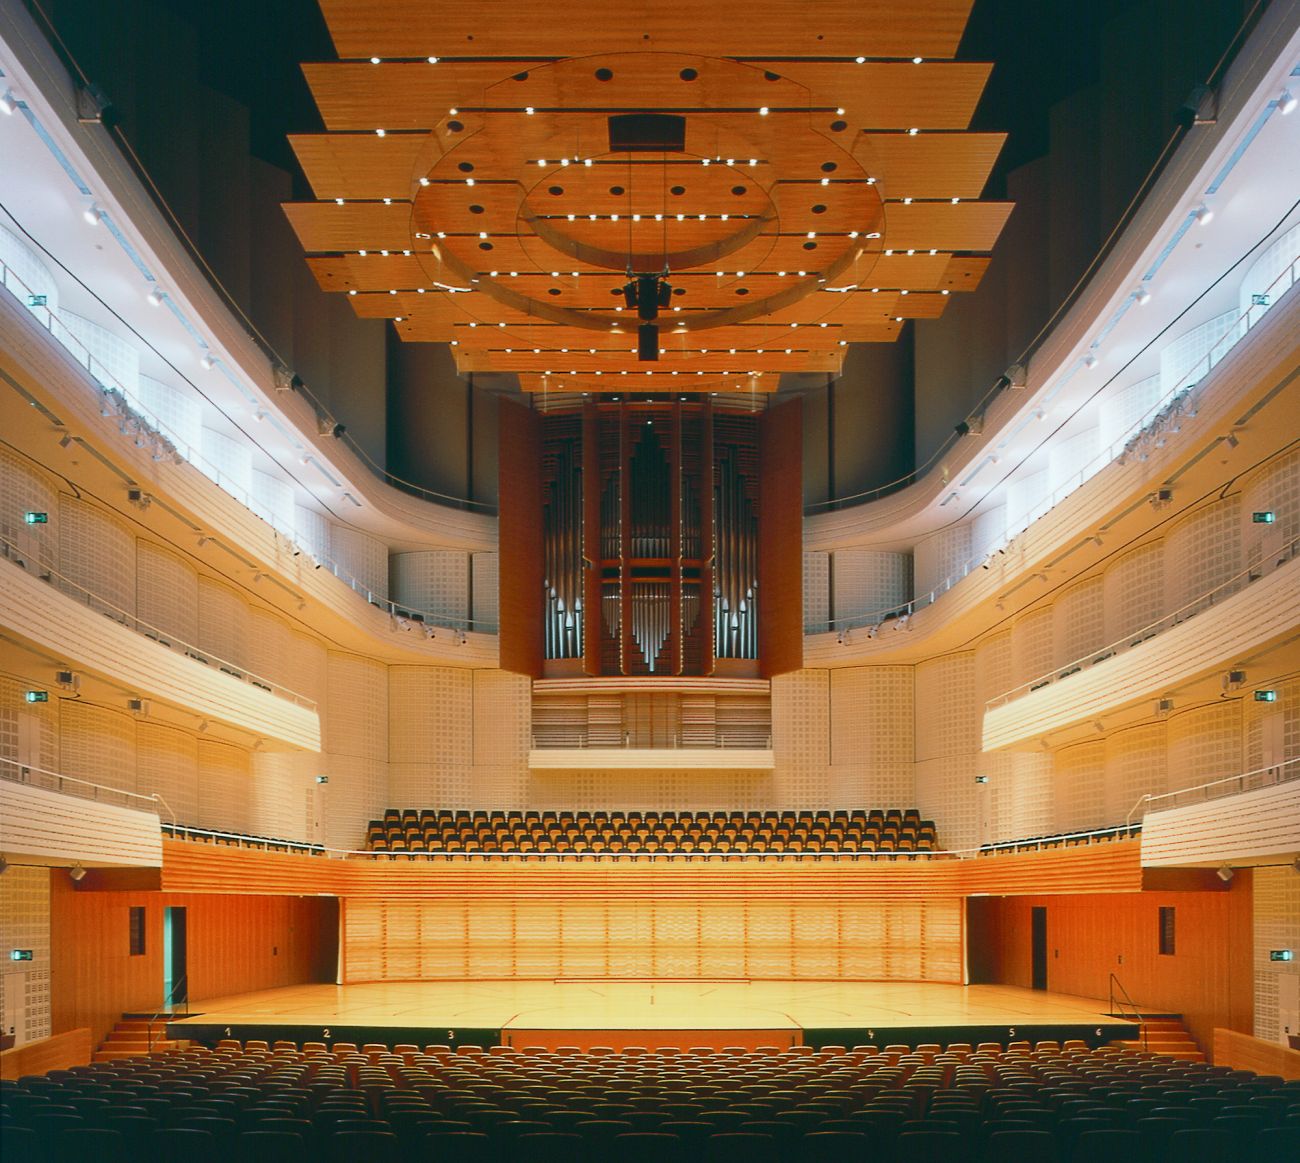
343,895 -> 962,983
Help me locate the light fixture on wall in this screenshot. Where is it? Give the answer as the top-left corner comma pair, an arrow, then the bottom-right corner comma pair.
146,286 -> 165,307
1216,864 -> 1234,883
1279,89 -> 1296,115
0,90 -> 18,115
68,864 -> 87,883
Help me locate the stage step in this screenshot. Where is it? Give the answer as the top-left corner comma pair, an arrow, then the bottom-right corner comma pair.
92,1017 -> 187,1062
1107,1015 -> 1203,1061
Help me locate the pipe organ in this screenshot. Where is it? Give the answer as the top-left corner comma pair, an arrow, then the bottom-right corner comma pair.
539,400 -> 770,677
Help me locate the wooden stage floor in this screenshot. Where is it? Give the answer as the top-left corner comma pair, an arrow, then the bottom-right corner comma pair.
168,981 -> 1133,1051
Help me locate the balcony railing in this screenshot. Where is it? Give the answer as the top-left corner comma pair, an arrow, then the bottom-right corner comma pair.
986,531 -> 1298,709
816,250 -> 1299,637
1127,755 -> 1300,825
1,532 -> 316,710
530,731 -> 773,750
0,257 -> 491,635
1,755 -> 174,823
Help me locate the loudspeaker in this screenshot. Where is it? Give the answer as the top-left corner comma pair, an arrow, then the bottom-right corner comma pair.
638,324 -> 660,361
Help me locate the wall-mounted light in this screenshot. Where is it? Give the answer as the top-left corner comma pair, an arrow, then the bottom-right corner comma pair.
146,287 -> 165,307
1279,90 -> 1297,115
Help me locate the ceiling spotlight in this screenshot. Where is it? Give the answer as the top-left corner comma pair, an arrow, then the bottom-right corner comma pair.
1279,89 -> 1297,115
758,106 -> 769,116
1135,286 -> 1151,305
1083,353 -> 1098,368
0,90 -> 17,115
427,56 -> 438,64
200,353 -> 216,370
146,287 -> 165,306
369,56 -> 380,64
912,56 -> 923,64
82,202 -> 102,226
1194,204 -> 1213,225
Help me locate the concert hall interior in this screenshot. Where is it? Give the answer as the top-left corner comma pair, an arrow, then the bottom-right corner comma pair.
1,0 -> 1299,1145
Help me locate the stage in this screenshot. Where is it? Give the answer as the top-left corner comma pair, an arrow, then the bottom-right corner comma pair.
167,980 -> 1137,1052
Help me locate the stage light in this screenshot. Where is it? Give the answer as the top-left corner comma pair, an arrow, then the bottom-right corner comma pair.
0,90 -> 17,115
1280,89 -> 1296,115
146,286 -> 165,306
1194,204 -> 1213,225
69,864 -> 87,883
1216,864 -> 1234,883
83,202 -> 102,225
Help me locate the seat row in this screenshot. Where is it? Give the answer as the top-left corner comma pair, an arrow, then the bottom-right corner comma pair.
366,806 -> 939,855
4,1043 -> 1297,1163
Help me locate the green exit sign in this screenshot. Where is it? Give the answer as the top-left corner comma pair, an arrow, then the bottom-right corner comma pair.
1270,950 -> 1293,962
9,950 -> 33,962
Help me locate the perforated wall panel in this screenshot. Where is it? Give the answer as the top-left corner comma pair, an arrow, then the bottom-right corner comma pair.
1007,468 -> 1050,532
388,666 -> 475,805
244,608 -> 296,696
1243,448 -> 1300,569
1240,223 -> 1300,321
771,668 -> 830,805
1103,542 -> 1165,644
803,550 -> 829,632
1049,425 -> 1101,492
1104,723 -> 1168,823
250,750 -> 315,842
1054,740 -> 1107,832
0,675 -> 56,770
0,866 -> 51,1046
135,722 -> 199,827
974,631 -> 1012,706
829,666 -> 914,806
390,551 -> 469,623
135,376 -> 203,455
914,654 -> 977,848
324,653 -> 389,847
197,739 -> 252,835
197,578 -> 250,674
914,526 -> 971,598
471,552 -> 499,633
0,225 -> 60,313
1161,310 -> 1240,396
331,526 -> 389,602
61,311 -> 140,397
1099,374 -> 1161,449
57,496 -> 134,620
970,504 -> 1006,559
199,427 -> 253,498
1053,577 -> 1104,670
250,470 -> 295,535
293,505 -> 332,562
1010,607 -> 1054,691
982,750 -> 1054,844
832,549 -> 911,623
136,542 -> 199,649
0,446 -> 57,575
59,700 -> 136,798
1168,702 -> 1242,786
1166,497 -> 1242,612
286,634 -> 329,706
1253,865 -> 1300,1043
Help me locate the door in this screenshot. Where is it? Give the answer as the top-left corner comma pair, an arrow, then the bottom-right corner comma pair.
1030,906 -> 1047,991
163,906 -> 188,1007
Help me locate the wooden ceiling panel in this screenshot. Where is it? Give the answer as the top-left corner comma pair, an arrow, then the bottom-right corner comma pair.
282,201 -> 413,252
775,61 -> 992,130
939,255 -> 992,290
304,59 -> 993,133
317,0 -> 975,60
289,3 -> 1006,386
289,134 -> 426,199
883,201 -> 1014,252
855,133 -> 1006,200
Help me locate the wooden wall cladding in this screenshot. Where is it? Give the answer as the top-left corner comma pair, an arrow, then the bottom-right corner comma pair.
966,875 -> 1253,1052
758,396 -> 804,678
497,399 -> 545,677
50,874 -> 338,1049
0,1028 -> 91,1080
1212,1028 -> 1300,1079
344,895 -> 962,983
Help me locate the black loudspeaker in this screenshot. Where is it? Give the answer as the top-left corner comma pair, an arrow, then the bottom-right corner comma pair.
638,324 -> 660,361
608,113 -> 687,153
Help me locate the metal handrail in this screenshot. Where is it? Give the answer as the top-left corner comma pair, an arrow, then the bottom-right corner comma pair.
530,732 -> 774,750
1127,755 -> 1300,826
161,818 -> 1140,863
146,975 -> 190,1053
987,532 -> 1299,709
0,533 -> 317,710
1108,972 -> 1148,1052
0,755 -> 174,822
0,257 -> 493,634
817,251 -> 1300,636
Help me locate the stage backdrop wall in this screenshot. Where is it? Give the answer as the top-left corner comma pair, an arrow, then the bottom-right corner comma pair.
342,894 -> 963,984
